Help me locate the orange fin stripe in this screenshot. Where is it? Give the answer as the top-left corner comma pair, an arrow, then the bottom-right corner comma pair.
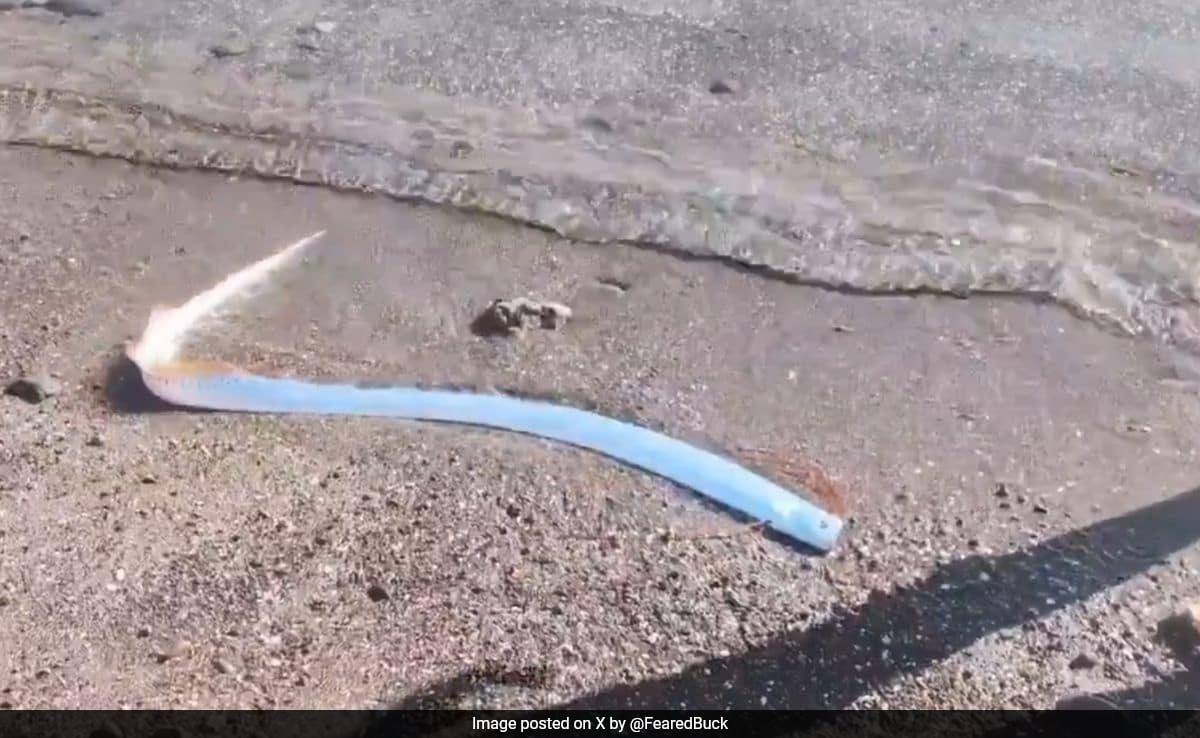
147,360 -> 251,378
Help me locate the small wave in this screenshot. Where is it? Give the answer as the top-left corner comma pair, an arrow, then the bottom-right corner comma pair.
2,16 -> 1199,352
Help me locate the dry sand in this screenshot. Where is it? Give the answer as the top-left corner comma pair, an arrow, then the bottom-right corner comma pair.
3,144 -> 1200,713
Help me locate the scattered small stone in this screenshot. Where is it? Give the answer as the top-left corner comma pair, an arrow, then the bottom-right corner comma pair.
1157,603 -> 1200,655
140,474 -> 158,485
366,584 -> 390,603
154,639 -> 191,663
580,115 -> 614,133
313,20 -> 337,33
85,434 -> 104,447
539,301 -> 572,329
831,323 -> 855,333
4,373 -> 61,404
472,297 -> 572,336
1068,653 -> 1098,670
135,627 -> 151,638
209,37 -> 251,58
709,78 -> 739,95
211,656 -> 235,675
994,483 -> 1010,498
1032,503 -> 1049,514
0,595 -> 9,607
449,140 -> 474,158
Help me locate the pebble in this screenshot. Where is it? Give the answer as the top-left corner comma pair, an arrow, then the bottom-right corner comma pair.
209,37 -> 251,58
211,656 -> 236,675
313,20 -> 337,34
5,373 -> 61,404
709,78 -> 740,95
1068,652 -> 1098,670
366,584 -> 390,602
473,297 -> 572,336
580,115 -> 614,133
1157,603 -> 1200,654
154,639 -> 191,663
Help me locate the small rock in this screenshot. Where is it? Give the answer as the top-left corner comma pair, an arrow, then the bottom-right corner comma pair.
140,474 -> 157,485
1068,653 -> 1098,670
1032,503 -> 1049,514
135,627 -> 151,638
709,78 -> 739,95
5,373 -> 61,404
211,656 -> 236,675
85,434 -> 105,447
154,639 -> 191,663
580,115 -> 614,133
209,38 -> 251,58
473,297 -> 572,336
449,140 -> 474,158
313,20 -> 337,33
1157,603 -> 1200,655
994,483 -> 1009,498
538,301 -> 572,329
366,584 -> 390,603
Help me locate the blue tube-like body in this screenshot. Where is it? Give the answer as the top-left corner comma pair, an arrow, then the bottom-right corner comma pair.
170,373 -> 844,552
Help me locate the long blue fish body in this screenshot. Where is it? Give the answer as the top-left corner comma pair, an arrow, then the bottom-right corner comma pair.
150,370 -> 844,552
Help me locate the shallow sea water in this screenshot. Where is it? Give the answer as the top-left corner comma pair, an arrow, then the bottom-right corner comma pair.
3,9 -> 1200,354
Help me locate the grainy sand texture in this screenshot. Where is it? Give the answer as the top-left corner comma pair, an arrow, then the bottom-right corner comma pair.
3,145 -> 1200,714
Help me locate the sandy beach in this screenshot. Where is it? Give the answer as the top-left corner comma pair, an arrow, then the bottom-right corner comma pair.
3,0 -> 1200,720
3,143 -> 1200,714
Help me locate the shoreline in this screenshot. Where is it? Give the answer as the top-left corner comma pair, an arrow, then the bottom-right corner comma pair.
3,10 -> 1200,353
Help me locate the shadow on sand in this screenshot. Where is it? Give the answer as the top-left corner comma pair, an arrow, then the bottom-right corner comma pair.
101,352 -> 188,414
364,483 -> 1200,734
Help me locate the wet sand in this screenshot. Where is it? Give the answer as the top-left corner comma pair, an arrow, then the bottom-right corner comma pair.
3,145 -> 1200,710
